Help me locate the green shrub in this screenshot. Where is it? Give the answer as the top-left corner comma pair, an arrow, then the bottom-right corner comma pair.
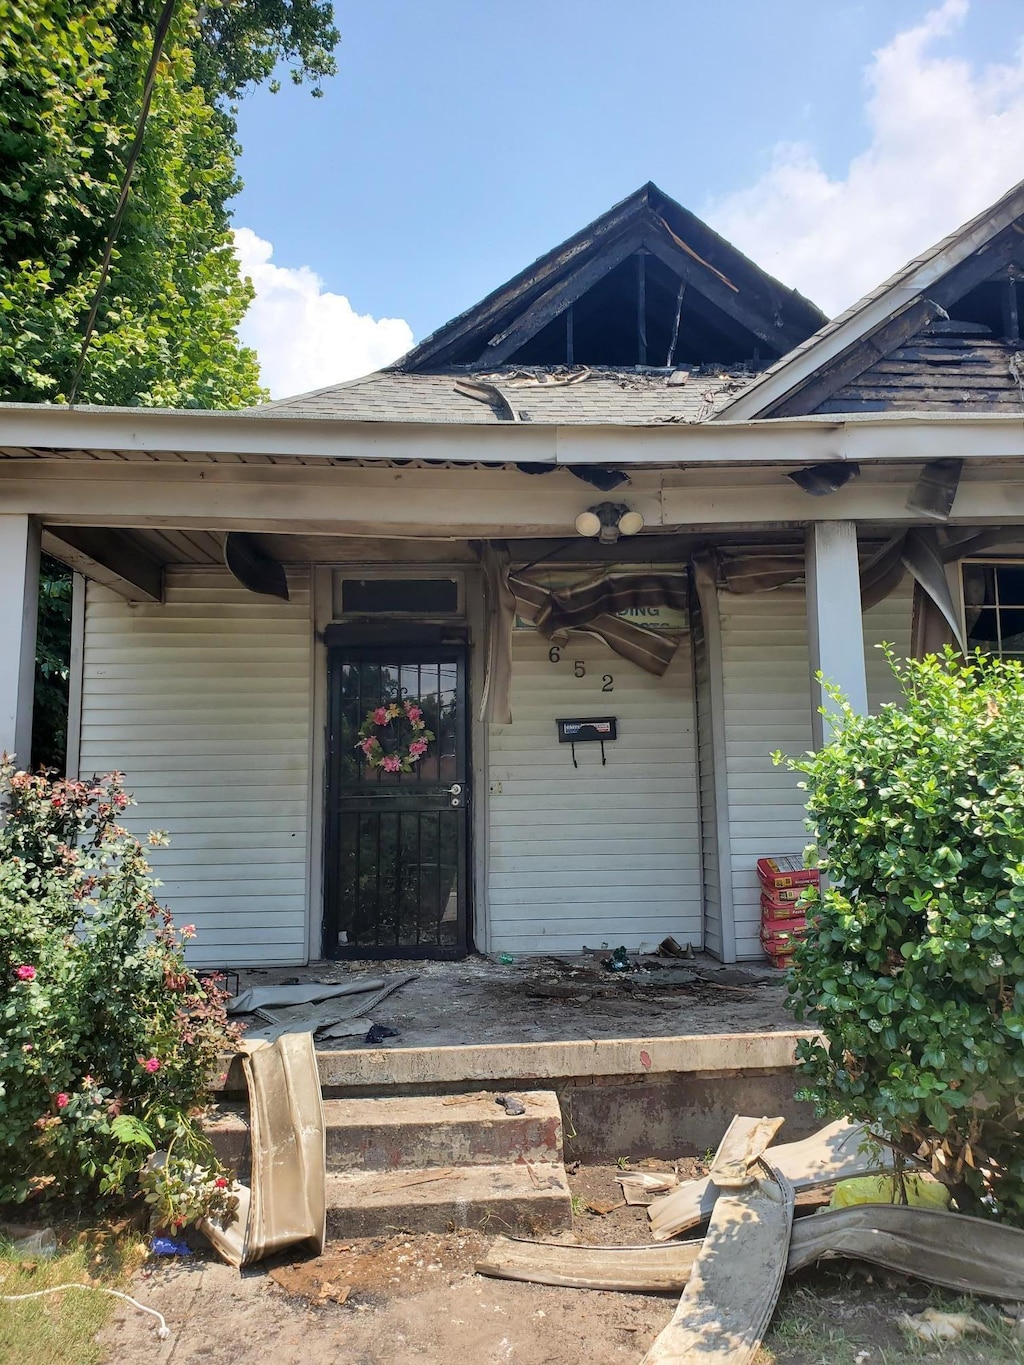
0,761 -> 238,1228
778,649 -> 1024,1223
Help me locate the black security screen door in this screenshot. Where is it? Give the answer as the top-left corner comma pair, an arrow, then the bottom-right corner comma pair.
324,641 -> 469,958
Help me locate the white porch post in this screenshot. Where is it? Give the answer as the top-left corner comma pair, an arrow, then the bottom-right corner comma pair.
805,521 -> 868,748
0,515 -> 41,765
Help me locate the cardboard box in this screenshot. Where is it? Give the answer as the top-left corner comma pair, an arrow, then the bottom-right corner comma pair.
760,890 -> 809,920
756,854 -> 819,891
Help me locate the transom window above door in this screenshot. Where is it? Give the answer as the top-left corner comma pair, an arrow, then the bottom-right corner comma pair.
332,572 -> 465,618
963,560 -> 1024,657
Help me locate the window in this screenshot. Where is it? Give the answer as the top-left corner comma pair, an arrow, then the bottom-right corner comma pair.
962,561 -> 1024,657
332,574 -> 463,618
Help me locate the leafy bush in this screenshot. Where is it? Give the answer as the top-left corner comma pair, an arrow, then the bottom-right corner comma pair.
0,762 -> 238,1227
779,649 -> 1024,1223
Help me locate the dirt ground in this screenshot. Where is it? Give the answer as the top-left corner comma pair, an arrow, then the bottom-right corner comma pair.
95,1165 -> 1024,1365
227,953 -> 793,1049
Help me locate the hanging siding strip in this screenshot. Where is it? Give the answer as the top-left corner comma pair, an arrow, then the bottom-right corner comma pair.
718,575 -> 914,960
78,567 -> 312,967
487,629 -> 701,955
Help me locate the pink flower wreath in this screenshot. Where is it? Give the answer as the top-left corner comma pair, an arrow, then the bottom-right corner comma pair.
356,700 -> 435,774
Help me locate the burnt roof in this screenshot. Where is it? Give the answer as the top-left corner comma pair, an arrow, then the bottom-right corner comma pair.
391,182 -> 827,373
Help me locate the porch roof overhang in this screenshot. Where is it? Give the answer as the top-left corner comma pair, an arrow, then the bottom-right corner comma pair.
3,400 -> 1024,469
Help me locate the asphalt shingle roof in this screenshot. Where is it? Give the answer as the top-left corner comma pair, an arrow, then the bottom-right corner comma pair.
245,365 -> 759,425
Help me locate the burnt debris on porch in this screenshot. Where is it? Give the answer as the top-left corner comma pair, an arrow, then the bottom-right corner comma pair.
225,954 -> 790,1050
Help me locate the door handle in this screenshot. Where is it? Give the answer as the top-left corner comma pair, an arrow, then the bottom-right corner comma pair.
448,782 -> 464,808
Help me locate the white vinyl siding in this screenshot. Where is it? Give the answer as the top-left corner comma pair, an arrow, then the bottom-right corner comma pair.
717,574 -> 914,960
487,629 -> 701,955
78,567 -> 313,968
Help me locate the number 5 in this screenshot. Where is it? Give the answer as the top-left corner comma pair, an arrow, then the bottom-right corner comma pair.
574,661 -> 586,678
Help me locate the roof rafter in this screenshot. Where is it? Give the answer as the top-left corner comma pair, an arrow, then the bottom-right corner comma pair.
478,229 -> 644,366
640,233 -> 807,355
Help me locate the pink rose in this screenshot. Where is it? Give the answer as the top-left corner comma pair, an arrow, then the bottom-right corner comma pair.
381,755 -> 402,773
15,965 -> 35,982
142,1057 -> 161,1074
56,1093 -> 69,1109
360,737 -> 378,755
406,704 -> 423,723
409,740 -> 428,758
372,707 -> 389,725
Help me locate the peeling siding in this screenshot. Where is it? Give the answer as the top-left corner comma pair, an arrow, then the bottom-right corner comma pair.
718,575 -> 914,960
487,629 -> 701,955
78,568 -> 313,968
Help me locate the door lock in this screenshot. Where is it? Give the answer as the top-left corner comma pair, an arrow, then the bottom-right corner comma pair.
448,782 -> 463,807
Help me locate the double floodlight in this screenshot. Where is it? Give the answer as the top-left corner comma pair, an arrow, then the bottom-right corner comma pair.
574,501 -> 645,545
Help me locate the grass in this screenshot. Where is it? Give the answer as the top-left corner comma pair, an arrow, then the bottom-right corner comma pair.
0,1227 -> 147,1365
757,1271 -> 1024,1365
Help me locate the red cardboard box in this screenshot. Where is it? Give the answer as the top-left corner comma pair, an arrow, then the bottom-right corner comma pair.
760,918 -> 806,952
756,854 -> 819,892
760,890 -> 809,920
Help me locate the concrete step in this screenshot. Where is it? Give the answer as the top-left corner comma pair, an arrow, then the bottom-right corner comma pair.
206,1090 -> 563,1174
325,1161 -> 572,1238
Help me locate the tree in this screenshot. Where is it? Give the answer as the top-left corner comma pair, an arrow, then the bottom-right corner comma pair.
780,650 -> 1024,1225
1,0 -> 339,765
0,0 -> 338,407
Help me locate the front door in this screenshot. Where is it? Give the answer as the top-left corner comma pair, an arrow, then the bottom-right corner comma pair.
323,641 -> 469,958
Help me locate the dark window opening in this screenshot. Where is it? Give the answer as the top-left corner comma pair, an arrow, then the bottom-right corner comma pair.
944,276 -> 1024,340
339,577 -> 460,616
963,561 -> 1024,657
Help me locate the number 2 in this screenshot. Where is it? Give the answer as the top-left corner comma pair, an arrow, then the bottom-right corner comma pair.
602,674 -> 614,692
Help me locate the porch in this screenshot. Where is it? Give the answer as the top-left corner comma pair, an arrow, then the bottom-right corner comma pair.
3,417 -> 1024,970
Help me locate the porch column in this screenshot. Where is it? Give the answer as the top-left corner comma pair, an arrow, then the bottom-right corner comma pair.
0,514 -> 41,765
805,521 -> 868,748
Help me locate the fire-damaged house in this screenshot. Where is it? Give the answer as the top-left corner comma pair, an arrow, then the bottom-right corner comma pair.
4,178 -> 1024,967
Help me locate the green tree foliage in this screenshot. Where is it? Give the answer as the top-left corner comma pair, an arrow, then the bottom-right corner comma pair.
780,650 -> 1024,1224
31,556 -> 73,773
0,0 -> 338,407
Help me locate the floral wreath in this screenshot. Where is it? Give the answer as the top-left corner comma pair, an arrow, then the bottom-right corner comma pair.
356,700 -> 435,774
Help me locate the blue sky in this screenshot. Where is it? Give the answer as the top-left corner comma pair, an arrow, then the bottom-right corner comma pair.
231,0 -> 1024,397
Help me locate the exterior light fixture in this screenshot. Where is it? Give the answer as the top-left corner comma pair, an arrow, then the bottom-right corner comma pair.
574,502 -> 645,545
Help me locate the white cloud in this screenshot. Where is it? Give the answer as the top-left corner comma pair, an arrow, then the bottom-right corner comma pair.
706,0 -> 1024,316
234,228 -> 414,400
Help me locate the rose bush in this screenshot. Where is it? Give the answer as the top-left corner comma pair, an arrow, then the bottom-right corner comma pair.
0,760 -> 238,1226
778,649 -> 1024,1223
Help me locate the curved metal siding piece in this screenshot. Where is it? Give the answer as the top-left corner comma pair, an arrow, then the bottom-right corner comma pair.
640,1157 -> 795,1364
201,1034 -> 326,1268
478,1205 -> 1024,1304
647,1119 -> 893,1241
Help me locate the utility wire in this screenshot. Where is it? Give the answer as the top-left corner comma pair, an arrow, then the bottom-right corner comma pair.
66,0 -> 179,404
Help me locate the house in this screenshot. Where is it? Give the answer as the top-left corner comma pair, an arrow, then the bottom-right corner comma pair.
3,179 -> 1024,969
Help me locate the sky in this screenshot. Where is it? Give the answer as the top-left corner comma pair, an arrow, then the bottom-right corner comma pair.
232,0 -> 1024,399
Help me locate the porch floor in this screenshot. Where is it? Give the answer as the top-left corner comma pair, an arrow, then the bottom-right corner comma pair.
225,952 -> 792,1050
